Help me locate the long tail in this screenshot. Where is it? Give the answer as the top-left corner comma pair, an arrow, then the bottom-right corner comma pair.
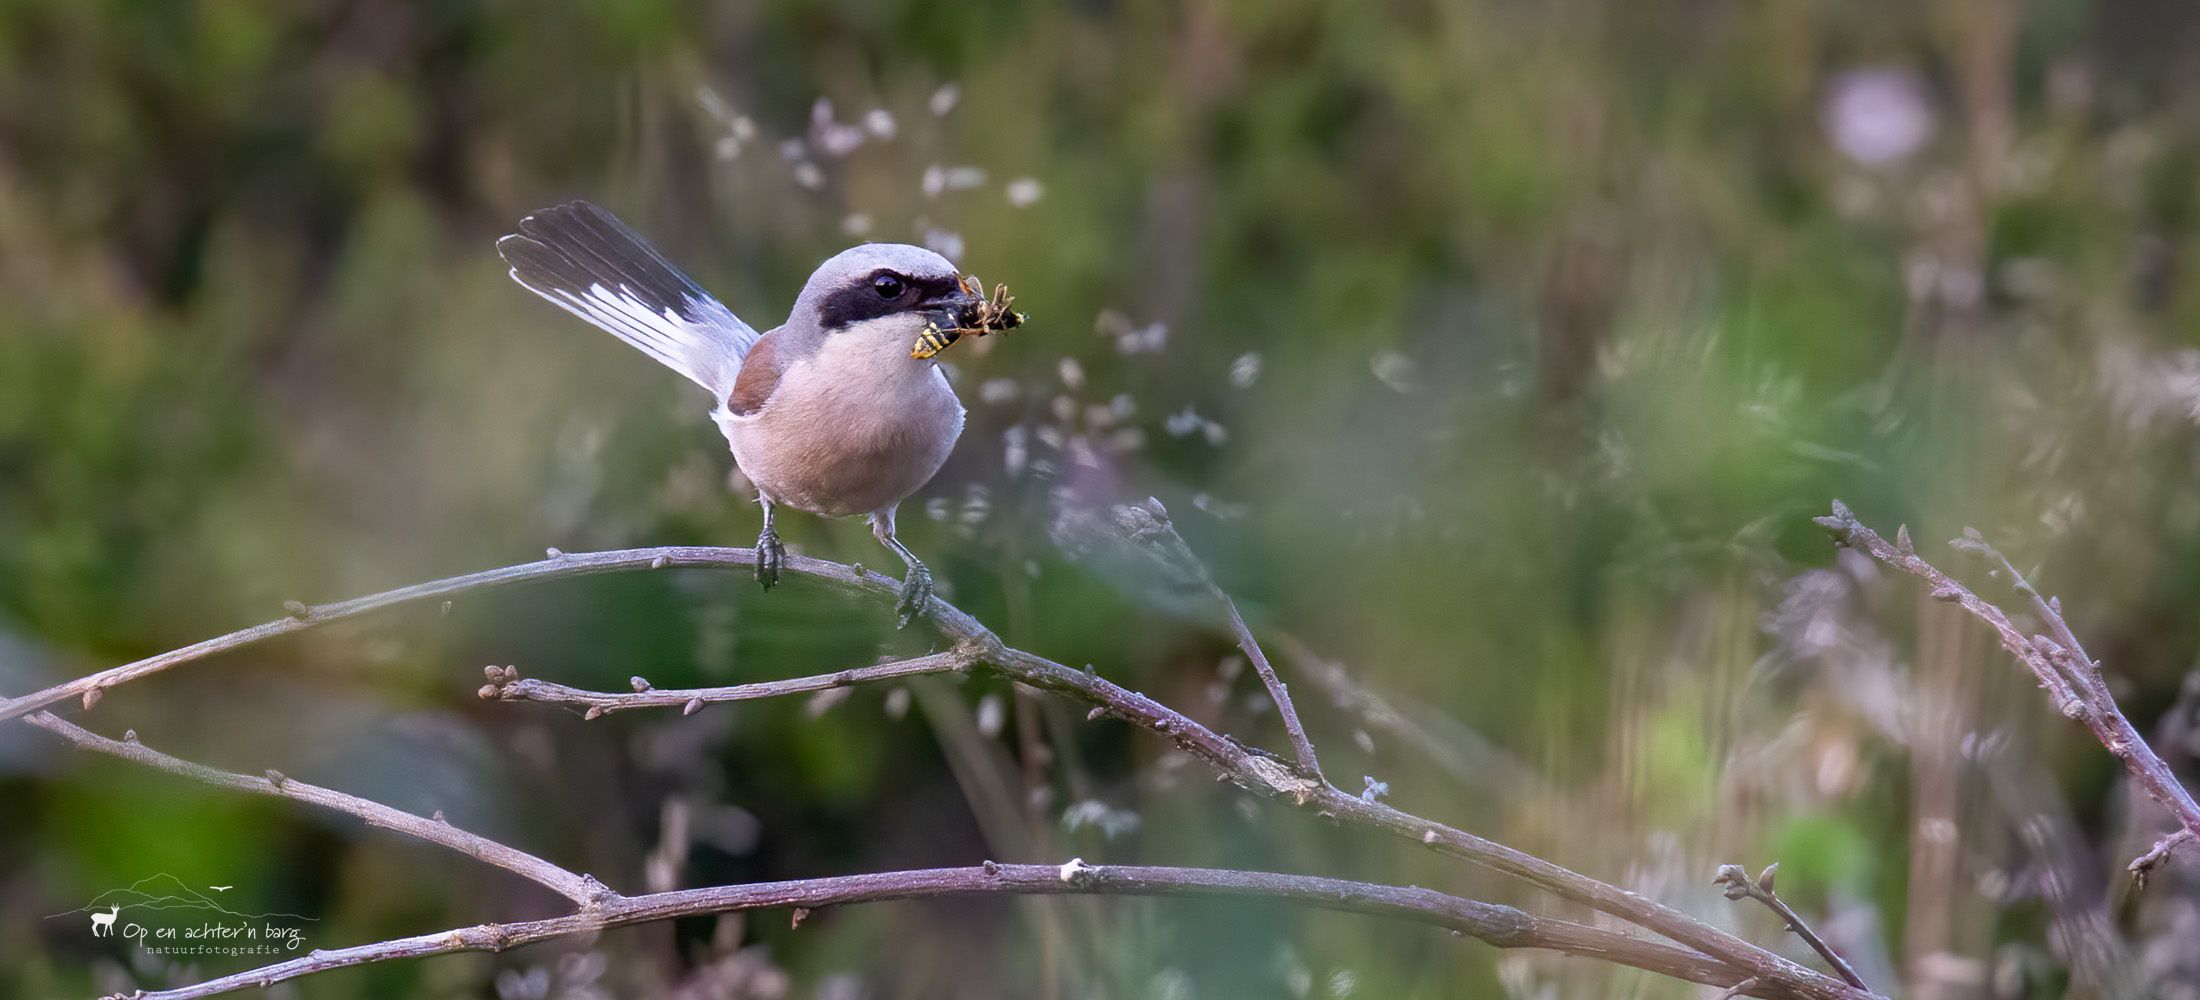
497,201 -> 760,395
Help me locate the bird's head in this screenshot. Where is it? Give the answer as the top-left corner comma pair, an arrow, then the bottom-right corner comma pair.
793,244 -> 983,353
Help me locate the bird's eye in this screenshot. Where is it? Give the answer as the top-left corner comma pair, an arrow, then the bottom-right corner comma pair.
872,274 -> 906,299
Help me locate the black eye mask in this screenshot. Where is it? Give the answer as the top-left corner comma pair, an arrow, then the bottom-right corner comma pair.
816,271 -> 964,331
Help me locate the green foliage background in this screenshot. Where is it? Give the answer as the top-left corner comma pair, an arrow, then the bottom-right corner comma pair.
3,1 -> 2199,997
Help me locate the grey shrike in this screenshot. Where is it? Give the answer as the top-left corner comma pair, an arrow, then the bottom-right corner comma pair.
497,200 -> 991,627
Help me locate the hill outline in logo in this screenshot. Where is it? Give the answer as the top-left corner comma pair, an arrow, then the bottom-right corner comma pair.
45,873 -> 317,922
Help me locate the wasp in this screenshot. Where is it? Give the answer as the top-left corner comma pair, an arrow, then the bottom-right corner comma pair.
911,274 -> 1027,359
967,274 -> 1026,332
911,322 -> 961,359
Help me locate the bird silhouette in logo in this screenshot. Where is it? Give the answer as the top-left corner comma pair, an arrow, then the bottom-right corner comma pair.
208,886 -> 232,892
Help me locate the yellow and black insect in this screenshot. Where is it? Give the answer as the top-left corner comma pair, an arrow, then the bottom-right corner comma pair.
911,322 -> 961,359
969,275 -> 1026,332
911,274 -> 1026,359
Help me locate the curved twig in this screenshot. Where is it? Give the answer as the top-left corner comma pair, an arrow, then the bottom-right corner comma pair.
2131,829 -> 2195,887
99,863 -> 1761,1000
1714,864 -> 1868,990
1271,632 -> 1552,801
32,697 -> 1769,997
987,651 -> 1858,996
1817,502 -> 2200,877
479,652 -> 969,718
490,639 -> 1866,997
1213,587 -> 1324,782
27,712 -> 602,906
0,546 -> 855,725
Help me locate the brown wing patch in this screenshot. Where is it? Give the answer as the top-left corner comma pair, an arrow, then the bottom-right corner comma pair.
727,332 -> 786,416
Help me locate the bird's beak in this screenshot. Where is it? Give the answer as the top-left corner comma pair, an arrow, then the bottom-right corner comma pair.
923,276 -> 986,329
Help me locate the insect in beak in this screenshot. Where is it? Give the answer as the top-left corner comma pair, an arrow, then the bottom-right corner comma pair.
910,275 -> 1027,359
911,321 -> 961,359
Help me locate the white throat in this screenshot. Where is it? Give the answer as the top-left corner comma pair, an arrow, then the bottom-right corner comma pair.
808,313 -> 945,387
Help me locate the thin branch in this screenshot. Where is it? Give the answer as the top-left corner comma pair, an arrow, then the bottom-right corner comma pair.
955,655 -> 1863,997
1818,502 -> 2200,876
2130,829 -> 2195,888
0,546 -> 865,726
1051,498 -> 1326,783
1213,586 -> 1325,782
7,544 -> 1872,1000
475,633 -> 1867,996
52,698 -> 1755,997
1272,631 -> 1552,801
1059,502 -> 1810,984
1714,864 -> 1868,990
478,652 -> 969,718
1966,538 -> 2130,729
26,712 -> 602,906
99,862 -> 1769,1000
36,663 -> 1772,1000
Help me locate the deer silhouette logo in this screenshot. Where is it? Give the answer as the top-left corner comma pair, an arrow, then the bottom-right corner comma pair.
48,874 -> 315,943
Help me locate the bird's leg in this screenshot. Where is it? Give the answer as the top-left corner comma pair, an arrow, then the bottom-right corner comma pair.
755,494 -> 785,591
869,508 -> 931,629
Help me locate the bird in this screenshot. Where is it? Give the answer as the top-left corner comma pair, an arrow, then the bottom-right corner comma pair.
207,886 -> 233,893
496,201 -> 985,627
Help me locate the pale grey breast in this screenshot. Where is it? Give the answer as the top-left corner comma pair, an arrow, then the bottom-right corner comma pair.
715,315 -> 965,518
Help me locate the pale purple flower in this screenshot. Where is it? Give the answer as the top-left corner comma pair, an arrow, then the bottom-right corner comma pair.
1822,68 -> 1935,166
863,107 -> 897,139
809,98 -> 868,158
922,164 -> 988,198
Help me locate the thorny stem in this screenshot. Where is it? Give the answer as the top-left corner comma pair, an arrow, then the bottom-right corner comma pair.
9,544 -> 1874,1000
1714,864 -> 1868,990
1818,501 -> 2200,882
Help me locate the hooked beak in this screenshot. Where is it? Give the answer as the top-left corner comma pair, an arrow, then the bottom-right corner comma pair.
921,276 -> 985,328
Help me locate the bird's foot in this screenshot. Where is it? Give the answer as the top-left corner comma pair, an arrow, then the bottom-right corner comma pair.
894,562 -> 933,629
756,528 -> 785,591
